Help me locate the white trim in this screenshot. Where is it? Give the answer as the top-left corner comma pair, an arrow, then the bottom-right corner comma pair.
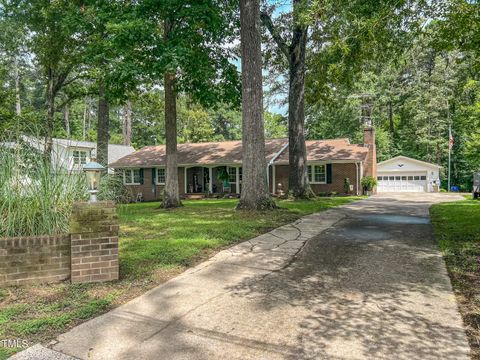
208,167 -> 213,193
123,168 -> 141,185
112,163 -> 243,170
184,167 -> 187,193
355,162 -> 360,195
235,167 -> 240,194
226,166 -> 237,184
154,167 -> 166,185
307,164 -> 327,184
273,159 -> 362,166
269,142 -> 289,165
377,155 -> 442,169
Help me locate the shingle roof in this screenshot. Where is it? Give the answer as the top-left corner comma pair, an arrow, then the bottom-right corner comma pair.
272,139 -> 369,164
110,137 -> 368,168
52,139 -> 136,164
109,138 -> 289,167
20,136 -> 136,165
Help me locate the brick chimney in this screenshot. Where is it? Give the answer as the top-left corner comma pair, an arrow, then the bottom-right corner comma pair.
363,126 -> 377,184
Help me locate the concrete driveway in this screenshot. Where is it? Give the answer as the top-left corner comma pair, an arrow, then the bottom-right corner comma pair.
19,193 -> 470,360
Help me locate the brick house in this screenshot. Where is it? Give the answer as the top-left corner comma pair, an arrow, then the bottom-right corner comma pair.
109,127 -> 377,201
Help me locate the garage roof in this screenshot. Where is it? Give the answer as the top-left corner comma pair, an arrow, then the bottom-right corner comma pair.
378,155 -> 442,169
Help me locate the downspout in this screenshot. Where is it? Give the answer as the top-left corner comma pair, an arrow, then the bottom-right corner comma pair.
359,161 -> 364,195
355,162 -> 360,196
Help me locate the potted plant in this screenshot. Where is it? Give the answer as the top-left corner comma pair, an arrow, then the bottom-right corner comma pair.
361,176 -> 377,196
217,167 -> 230,192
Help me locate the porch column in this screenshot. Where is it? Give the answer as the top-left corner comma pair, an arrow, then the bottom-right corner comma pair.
209,167 -> 213,193
184,167 -> 188,194
236,167 -> 240,194
272,165 -> 276,194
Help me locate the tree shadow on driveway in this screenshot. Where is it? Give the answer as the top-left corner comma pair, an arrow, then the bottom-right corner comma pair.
226,214 -> 470,360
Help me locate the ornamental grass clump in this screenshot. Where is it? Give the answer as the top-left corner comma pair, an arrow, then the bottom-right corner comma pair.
0,136 -> 87,237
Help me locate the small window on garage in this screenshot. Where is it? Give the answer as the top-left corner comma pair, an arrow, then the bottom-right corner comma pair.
420,175 -> 426,180
408,176 -> 413,180
395,176 -> 401,180
401,176 -> 407,180
414,176 -> 420,180
377,176 -> 382,180
389,176 -> 394,181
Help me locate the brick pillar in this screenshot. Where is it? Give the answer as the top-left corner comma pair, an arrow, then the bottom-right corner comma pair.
69,201 -> 119,283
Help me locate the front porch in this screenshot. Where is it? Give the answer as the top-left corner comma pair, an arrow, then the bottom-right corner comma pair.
182,165 -> 241,195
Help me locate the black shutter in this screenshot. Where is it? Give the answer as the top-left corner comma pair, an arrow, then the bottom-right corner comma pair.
326,164 -> 332,184
151,168 -> 156,184
139,168 -> 144,184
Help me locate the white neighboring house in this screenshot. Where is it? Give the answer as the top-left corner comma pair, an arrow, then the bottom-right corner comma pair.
377,155 -> 441,193
20,136 -> 135,174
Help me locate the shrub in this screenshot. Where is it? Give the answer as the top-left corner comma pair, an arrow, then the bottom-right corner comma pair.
0,134 -> 88,237
97,174 -> 132,203
344,178 -> 351,194
361,176 -> 377,192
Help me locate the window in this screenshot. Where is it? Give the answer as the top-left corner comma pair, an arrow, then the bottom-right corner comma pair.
377,176 -> 382,180
408,176 -> 413,180
401,176 -> 407,180
395,176 -> 401,180
227,167 -> 237,183
156,168 -> 166,184
414,176 -> 420,181
420,175 -> 426,180
124,169 -> 141,185
308,165 -> 326,183
389,176 -> 395,181
239,167 -> 242,182
73,150 -> 87,165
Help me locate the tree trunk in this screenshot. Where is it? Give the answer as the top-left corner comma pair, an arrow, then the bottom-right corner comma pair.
237,0 -> 276,211
64,103 -> 70,137
97,82 -> 109,166
122,99 -> 132,146
287,4 -> 314,199
388,101 -> 394,134
162,72 -> 182,208
14,57 -> 21,116
83,98 -> 89,140
45,68 -> 55,158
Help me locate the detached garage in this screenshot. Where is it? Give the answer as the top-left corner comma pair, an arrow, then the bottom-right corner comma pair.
377,156 -> 441,193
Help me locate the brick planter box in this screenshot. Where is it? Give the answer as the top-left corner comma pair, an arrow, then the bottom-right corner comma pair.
0,201 -> 119,286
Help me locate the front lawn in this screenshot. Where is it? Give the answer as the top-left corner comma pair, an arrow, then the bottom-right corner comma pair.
0,196 -> 361,359
430,199 -> 480,359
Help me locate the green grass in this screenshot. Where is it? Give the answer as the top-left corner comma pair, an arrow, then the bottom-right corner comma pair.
430,199 -> 480,359
0,196 -> 362,359
117,197 -> 359,279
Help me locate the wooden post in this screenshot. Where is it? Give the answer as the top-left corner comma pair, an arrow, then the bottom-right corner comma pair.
184,167 -> 187,194
236,167 -> 240,194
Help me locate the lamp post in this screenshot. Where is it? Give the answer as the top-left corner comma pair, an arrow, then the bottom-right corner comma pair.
83,160 -> 106,202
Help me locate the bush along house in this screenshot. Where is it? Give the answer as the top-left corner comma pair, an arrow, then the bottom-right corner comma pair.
109,127 -> 377,201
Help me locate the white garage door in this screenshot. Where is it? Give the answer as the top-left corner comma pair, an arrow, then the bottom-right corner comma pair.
377,174 -> 427,193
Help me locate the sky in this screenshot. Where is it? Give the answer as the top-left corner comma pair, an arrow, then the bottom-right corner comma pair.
232,1 -> 292,116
